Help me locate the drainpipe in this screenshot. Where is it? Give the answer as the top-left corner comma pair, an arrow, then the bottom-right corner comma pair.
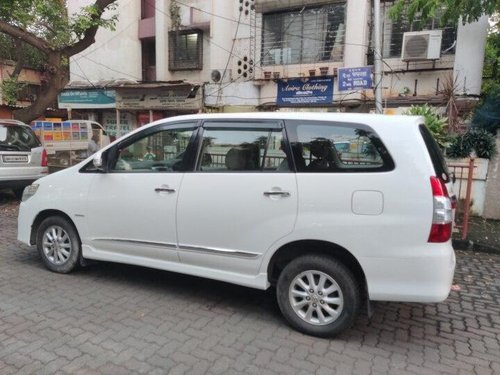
373,0 -> 383,114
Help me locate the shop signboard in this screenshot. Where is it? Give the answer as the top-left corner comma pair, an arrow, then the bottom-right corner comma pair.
102,112 -> 134,138
338,67 -> 373,91
116,86 -> 201,110
276,77 -> 334,105
58,89 -> 116,109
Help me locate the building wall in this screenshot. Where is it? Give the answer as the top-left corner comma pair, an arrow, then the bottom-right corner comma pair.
68,0 -> 142,82
0,63 -> 43,110
453,16 -> 489,96
66,0 -> 488,110
251,1 -> 488,108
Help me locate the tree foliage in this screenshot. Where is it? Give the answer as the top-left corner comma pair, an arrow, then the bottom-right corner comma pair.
0,0 -> 118,123
474,20 -> 499,134
403,104 -> 449,147
0,34 -> 44,70
447,130 -> 497,159
389,0 -> 499,25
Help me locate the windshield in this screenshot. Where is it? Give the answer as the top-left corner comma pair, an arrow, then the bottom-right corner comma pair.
0,123 -> 41,151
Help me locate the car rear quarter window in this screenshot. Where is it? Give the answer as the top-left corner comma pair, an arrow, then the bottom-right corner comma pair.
419,125 -> 450,182
285,120 -> 394,172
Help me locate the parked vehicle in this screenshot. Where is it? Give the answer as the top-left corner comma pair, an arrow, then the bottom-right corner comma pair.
31,120 -> 110,168
0,119 -> 48,198
17,112 -> 455,337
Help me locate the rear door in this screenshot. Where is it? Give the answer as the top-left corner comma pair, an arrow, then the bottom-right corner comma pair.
0,122 -> 45,185
176,120 -> 298,278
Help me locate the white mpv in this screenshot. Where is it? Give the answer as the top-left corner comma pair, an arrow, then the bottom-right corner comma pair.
18,113 -> 455,337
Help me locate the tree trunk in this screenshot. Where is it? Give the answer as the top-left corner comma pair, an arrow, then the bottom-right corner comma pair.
12,52 -> 67,123
10,39 -> 24,79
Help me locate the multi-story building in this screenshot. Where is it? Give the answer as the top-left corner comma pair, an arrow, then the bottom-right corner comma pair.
64,0 -> 489,135
0,62 -> 48,119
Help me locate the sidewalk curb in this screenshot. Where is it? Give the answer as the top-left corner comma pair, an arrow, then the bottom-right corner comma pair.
452,239 -> 500,255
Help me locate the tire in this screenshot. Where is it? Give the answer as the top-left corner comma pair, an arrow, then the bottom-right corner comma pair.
276,255 -> 361,337
36,216 -> 81,273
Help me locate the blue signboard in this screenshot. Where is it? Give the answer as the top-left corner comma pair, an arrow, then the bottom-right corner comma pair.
58,89 -> 116,109
277,77 -> 333,105
338,67 -> 373,91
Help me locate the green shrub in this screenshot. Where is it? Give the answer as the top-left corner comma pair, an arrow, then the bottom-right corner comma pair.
446,130 -> 497,159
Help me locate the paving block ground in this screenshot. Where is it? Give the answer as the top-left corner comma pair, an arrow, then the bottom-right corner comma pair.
1,200 -> 499,374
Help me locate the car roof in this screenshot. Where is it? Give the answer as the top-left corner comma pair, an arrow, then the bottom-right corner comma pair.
0,119 -> 30,127
145,112 -> 424,129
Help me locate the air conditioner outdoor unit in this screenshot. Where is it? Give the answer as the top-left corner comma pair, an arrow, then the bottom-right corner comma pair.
401,30 -> 442,61
210,69 -> 232,83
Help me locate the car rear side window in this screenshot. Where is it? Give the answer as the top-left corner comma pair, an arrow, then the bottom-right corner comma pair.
419,125 -> 450,182
285,120 -> 394,172
196,124 -> 290,172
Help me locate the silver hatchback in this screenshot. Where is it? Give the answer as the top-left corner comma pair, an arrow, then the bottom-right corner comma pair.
0,120 -> 48,198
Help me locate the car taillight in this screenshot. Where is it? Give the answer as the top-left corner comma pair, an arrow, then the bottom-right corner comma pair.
41,149 -> 48,168
428,176 -> 452,243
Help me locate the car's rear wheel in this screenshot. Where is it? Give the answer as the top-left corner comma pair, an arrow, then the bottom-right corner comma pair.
36,216 -> 80,273
276,255 -> 361,337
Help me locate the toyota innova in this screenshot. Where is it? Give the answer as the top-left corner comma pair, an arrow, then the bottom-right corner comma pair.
17,113 -> 455,337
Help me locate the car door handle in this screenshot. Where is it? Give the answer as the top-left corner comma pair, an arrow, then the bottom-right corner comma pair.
263,191 -> 290,197
155,187 -> 176,193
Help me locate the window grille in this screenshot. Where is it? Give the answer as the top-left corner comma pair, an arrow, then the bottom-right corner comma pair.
262,3 -> 346,66
380,1 -> 457,58
168,29 -> 203,71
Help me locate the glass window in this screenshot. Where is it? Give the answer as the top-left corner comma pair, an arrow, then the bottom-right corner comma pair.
111,127 -> 195,173
169,30 -> 203,70
262,3 -> 346,66
197,128 -> 289,172
0,124 -> 41,151
287,122 -> 393,173
419,124 -> 450,182
381,1 -> 457,58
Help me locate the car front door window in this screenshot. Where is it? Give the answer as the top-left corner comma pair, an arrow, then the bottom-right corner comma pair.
112,127 -> 195,172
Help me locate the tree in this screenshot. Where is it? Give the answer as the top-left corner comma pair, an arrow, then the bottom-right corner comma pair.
0,0 -> 118,123
389,0 -> 499,25
474,24 -> 500,135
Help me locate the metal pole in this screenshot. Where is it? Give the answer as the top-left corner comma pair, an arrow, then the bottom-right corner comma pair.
461,158 -> 475,240
373,0 -> 383,114
116,109 -> 121,139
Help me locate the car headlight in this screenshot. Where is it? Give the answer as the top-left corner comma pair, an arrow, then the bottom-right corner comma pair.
21,184 -> 39,202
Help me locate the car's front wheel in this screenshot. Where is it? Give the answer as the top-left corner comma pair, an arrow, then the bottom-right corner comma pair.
276,255 -> 361,337
36,216 -> 81,273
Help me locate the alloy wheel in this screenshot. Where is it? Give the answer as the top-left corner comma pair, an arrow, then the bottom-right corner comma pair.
288,270 -> 344,325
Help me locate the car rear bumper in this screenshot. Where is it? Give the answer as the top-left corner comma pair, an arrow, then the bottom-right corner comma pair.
361,243 -> 456,302
0,178 -> 39,189
0,168 -> 48,189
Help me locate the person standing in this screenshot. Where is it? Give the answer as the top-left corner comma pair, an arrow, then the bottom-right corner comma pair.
87,134 -> 99,156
